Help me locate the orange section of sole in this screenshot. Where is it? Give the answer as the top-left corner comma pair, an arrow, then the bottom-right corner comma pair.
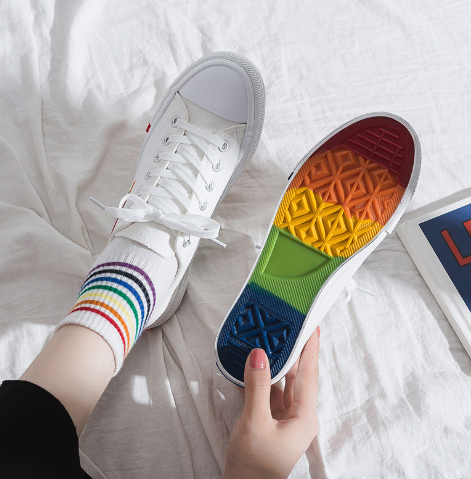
289,148 -> 405,227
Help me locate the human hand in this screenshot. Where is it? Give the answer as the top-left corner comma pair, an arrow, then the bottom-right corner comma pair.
222,327 -> 320,479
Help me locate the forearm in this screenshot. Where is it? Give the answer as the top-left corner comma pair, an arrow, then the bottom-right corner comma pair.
20,324 -> 115,436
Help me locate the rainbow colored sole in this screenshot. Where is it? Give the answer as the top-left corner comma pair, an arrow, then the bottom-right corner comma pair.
216,115 -> 417,384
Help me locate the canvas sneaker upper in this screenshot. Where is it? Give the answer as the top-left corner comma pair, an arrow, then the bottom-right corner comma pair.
90,52 -> 265,327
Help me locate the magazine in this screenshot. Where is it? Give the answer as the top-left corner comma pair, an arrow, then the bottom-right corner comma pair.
397,197 -> 471,358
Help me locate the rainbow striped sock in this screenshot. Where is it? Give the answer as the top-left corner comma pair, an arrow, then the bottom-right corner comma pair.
57,237 -> 177,375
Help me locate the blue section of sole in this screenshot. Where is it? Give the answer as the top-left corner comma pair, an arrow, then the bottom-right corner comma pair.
217,282 -> 305,383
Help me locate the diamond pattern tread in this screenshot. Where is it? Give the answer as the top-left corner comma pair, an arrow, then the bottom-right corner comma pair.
275,146 -> 405,258
217,283 -> 305,381
216,115 -> 416,384
274,187 -> 383,257
306,119 -> 415,188
295,149 -> 404,226
216,226 -> 344,382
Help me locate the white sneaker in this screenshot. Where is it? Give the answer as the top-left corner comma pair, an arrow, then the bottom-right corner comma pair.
91,52 -> 265,328
215,113 -> 421,386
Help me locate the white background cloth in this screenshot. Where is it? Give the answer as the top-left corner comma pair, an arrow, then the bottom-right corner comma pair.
1,1 -> 471,477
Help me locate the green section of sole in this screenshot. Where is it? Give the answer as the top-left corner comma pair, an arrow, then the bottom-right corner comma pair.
264,228 -> 332,278
249,225 -> 345,315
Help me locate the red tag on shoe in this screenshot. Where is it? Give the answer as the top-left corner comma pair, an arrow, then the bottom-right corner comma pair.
146,123 -> 151,132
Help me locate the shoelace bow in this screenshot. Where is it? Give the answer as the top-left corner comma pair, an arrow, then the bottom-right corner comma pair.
91,118 -> 227,247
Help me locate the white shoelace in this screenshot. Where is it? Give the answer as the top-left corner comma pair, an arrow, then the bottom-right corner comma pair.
91,118 -> 228,247
337,278 -> 376,304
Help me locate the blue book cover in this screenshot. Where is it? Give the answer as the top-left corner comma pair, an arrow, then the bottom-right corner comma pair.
419,203 -> 471,314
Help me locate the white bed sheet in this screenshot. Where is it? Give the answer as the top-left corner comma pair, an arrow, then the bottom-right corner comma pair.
1,0 -> 471,477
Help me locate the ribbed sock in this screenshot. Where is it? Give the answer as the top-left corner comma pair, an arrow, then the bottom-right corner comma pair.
56,237 -> 178,375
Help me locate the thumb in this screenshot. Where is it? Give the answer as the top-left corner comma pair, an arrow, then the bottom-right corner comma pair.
242,348 -> 272,421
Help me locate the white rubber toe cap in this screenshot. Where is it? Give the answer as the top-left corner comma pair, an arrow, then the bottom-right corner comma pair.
179,65 -> 249,123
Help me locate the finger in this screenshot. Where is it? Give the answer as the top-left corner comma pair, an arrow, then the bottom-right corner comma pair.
292,327 -> 320,417
242,348 -> 272,422
237,384 -> 285,416
239,382 -> 284,417
270,384 -> 286,416
283,358 -> 299,409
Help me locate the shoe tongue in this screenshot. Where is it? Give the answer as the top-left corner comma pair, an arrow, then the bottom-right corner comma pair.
148,94 -> 240,215
179,93 -> 240,133
114,222 -> 176,258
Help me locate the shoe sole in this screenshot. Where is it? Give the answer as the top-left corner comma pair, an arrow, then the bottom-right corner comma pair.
215,113 -> 421,386
144,51 -> 266,327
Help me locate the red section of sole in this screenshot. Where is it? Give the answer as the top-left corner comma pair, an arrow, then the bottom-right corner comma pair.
305,116 -> 416,188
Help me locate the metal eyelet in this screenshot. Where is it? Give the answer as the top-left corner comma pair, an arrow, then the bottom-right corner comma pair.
218,140 -> 228,152
212,162 -> 222,172
154,154 -> 160,163
171,116 -> 180,128
183,238 -> 191,248
199,201 -> 207,211
205,181 -> 214,192
162,136 -> 170,146
145,171 -> 151,180
136,189 -> 141,196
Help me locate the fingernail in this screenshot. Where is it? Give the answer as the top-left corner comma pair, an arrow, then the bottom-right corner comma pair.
316,326 -> 320,338
249,349 -> 266,369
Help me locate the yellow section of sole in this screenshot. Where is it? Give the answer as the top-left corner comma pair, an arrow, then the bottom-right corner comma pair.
273,187 -> 383,258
